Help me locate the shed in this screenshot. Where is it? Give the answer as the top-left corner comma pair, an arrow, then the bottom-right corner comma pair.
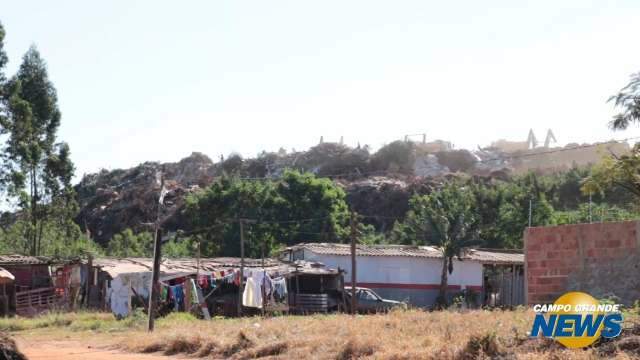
282,243 -> 524,307
89,257 -> 343,317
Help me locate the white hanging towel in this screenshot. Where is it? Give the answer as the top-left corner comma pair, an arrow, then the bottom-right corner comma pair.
242,277 -> 263,308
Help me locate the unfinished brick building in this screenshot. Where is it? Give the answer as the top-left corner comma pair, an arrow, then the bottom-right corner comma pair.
524,221 -> 640,305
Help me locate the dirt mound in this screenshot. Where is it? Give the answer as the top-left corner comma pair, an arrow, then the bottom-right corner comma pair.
0,332 -> 27,360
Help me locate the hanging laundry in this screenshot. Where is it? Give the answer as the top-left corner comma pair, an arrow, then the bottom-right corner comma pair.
242,277 -> 262,308
272,277 -> 288,303
161,286 -> 168,301
172,285 -> 184,310
198,275 -> 208,288
264,273 -> 273,298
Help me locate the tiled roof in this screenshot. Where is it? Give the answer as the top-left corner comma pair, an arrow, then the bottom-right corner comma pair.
288,243 -> 524,265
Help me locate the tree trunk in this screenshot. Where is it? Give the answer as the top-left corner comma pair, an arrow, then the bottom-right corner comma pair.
437,255 -> 449,308
30,169 -> 38,255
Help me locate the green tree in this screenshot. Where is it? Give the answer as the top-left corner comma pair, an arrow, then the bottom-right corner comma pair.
0,218 -> 102,257
582,144 -> 640,199
106,229 -> 154,257
467,174 -> 554,249
393,182 -> 479,307
552,203 -> 640,225
185,170 -> 350,257
0,45 -> 76,255
0,21 -> 7,88
609,72 -> 640,130
371,140 -> 415,174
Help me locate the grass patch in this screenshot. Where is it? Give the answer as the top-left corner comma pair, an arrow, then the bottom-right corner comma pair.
336,339 -> 377,360
9,309 -> 640,359
0,310 -> 144,333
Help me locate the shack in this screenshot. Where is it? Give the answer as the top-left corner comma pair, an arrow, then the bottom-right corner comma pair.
282,243 -> 524,308
0,255 -> 82,316
88,257 -> 343,318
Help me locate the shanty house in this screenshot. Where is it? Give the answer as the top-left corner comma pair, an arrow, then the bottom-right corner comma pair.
282,243 -> 524,308
0,255 -> 82,316
89,257 -> 343,318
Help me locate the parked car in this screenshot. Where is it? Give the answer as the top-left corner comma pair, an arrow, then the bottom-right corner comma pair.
344,286 -> 406,313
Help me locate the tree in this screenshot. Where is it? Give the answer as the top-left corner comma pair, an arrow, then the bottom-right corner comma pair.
0,46 -> 75,255
107,229 -> 153,257
184,170 -> 350,257
467,174 -> 554,249
0,21 -> 7,88
609,72 -> 640,130
582,144 -> 640,199
393,182 -> 479,307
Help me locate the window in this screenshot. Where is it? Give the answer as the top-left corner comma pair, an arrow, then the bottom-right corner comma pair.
358,290 -> 378,301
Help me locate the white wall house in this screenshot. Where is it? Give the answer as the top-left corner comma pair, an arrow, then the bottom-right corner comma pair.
283,243 -> 523,307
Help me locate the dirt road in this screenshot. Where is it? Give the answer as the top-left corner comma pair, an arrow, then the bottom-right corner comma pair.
15,339 -> 183,360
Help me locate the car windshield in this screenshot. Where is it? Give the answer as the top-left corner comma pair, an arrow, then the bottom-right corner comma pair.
358,290 -> 380,301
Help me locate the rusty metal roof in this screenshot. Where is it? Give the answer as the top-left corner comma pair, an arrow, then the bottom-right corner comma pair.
288,243 -> 524,265
91,257 -> 340,278
0,255 -> 52,266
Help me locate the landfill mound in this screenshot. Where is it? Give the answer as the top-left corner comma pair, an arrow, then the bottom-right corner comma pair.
75,152 -> 216,244
74,139 -> 629,245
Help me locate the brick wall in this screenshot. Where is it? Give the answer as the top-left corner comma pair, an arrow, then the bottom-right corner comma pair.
525,221 -> 640,305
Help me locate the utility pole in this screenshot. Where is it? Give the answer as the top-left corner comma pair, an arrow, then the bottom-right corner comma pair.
238,218 -> 245,317
528,199 -> 533,228
350,211 -> 358,315
236,218 -> 256,317
148,168 -> 166,332
261,221 -> 266,317
588,193 -> 593,224
196,236 -> 201,279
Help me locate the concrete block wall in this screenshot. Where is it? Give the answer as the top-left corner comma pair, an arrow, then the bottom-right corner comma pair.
525,221 -> 640,305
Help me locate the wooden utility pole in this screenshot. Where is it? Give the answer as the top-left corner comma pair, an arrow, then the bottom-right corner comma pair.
148,170 -> 165,332
84,253 -> 93,307
261,226 -> 266,317
350,211 -> 358,315
237,218 -> 245,316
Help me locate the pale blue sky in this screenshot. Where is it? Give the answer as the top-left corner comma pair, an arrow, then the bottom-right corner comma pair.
3,1 -> 640,179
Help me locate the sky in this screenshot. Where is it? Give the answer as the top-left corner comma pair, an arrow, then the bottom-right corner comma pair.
3,0 -> 640,180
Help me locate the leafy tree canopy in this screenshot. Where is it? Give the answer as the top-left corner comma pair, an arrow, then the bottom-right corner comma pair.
185,170 -> 350,258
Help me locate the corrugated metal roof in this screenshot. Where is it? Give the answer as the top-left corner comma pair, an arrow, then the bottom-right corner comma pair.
0,255 -> 52,266
289,243 -> 523,265
92,257 -> 339,278
467,249 -> 524,265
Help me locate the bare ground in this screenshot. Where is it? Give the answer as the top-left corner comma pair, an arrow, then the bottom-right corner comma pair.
14,339 -> 187,360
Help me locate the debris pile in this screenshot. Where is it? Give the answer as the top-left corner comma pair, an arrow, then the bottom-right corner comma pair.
73,136 -> 631,245
75,152 -> 216,244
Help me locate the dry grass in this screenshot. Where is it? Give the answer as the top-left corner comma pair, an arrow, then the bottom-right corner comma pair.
5,309 -> 640,359
115,309 -> 640,359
